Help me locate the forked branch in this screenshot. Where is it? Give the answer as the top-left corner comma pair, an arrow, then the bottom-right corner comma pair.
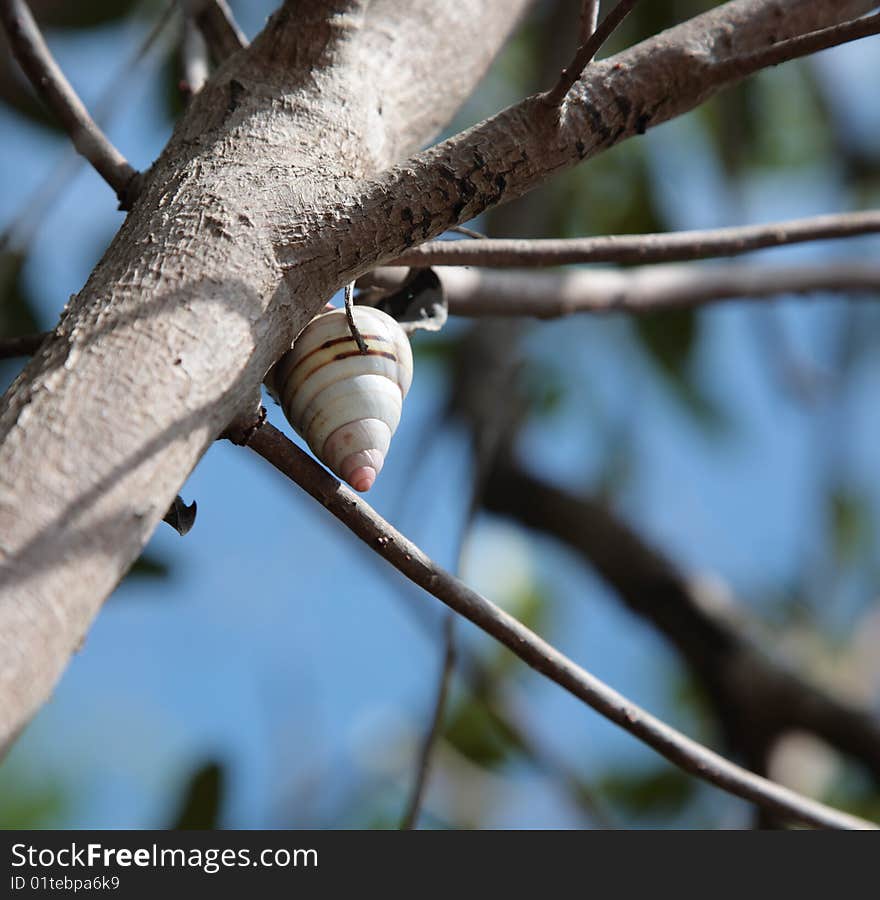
0,0 -> 140,207
545,0 -> 641,105
184,0 -> 246,62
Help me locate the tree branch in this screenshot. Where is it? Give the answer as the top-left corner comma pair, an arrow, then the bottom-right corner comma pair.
579,1 -> 600,46
227,416 -> 876,830
180,12 -> 210,97
2,0 -> 874,760
712,9 -> 880,84
0,0 -> 140,207
0,0 -> 175,255
393,210 -> 880,268
399,612 -> 456,830
286,0 -> 879,289
183,0 -> 246,62
424,263 -> 880,318
0,0 -> 536,756
482,459 -> 880,786
0,333 -> 47,360
544,0 -> 640,106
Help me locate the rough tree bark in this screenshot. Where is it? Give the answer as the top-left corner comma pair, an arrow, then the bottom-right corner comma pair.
0,0 -> 874,752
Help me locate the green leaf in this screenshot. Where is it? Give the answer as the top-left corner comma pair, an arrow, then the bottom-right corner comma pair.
170,762 -> 224,830
829,489 -> 870,565
0,766 -> 67,828
631,310 -> 727,430
633,307 -> 696,377
27,0 -> 142,30
443,699 -> 520,769
0,252 -> 42,337
547,142 -> 665,241
127,552 -> 170,579
599,766 -> 695,816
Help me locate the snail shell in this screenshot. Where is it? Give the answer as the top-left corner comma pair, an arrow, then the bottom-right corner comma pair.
270,306 -> 413,492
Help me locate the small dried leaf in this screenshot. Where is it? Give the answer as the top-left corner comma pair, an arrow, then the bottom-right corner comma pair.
372,268 -> 448,333
162,495 -> 197,536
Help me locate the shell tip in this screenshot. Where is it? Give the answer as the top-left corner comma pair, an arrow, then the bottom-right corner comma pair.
348,465 -> 377,493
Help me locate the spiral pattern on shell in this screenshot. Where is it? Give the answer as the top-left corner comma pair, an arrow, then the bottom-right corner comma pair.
270,306 -> 413,492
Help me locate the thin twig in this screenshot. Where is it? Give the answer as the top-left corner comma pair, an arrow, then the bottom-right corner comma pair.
372,557 -> 614,827
398,387 -> 506,830
229,417 -> 877,831
0,0 -> 176,255
544,0 -> 640,106
185,0 -> 247,62
0,332 -> 46,359
0,0 -> 140,207
400,612 -> 456,830
180,13 -> 210,97
343,281 -> 369,353
449,225 -> 488,240
579,0 -> 601,45
483,457 -> 880,784
713,10 -> 880,84
394,209 -> 880,268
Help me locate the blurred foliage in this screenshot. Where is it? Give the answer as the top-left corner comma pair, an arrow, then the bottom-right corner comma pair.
443,697 -> 521,770
519,359 -> 566,419
0,251 -> 43,389
24,0 -> 143,30
620,0 -> 718,47
824,763 -> 880,823
161,41 -> 187,125
700,66 -> 830,176
170,762 -> 225,829
599,766 -> 695,817
829,489 -> 872,567
0,766 -> 67,828
545,144 -> 663,239
127,553 -> 171,580
631,309 -> 726,429
0,251 -> 42,336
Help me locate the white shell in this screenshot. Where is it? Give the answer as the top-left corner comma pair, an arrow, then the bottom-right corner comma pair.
270,306 -> 413,492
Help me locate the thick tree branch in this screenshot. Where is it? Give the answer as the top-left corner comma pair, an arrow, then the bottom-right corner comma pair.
393,210 -> 880,268
482,459 -> 880,785
425,263 -> 880,318
0,0 -> 140,207
280,0 -> 878,289
2,0 -> 874,757
228,417 -> 875,830
183,0 -> 246,62
0,0 -> 535,755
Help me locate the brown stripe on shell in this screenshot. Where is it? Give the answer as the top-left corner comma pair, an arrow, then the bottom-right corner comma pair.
288,333 -> 389,377
279,348 -> 399,409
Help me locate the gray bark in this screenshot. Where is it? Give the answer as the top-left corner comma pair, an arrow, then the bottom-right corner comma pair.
0,0 -> 873,751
